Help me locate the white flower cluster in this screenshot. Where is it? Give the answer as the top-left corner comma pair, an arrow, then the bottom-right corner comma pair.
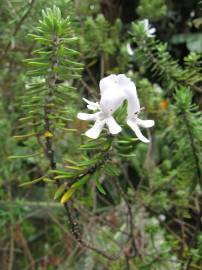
141,19 -> 156,38
126,19 -> 156,56
77,74 -> 154,143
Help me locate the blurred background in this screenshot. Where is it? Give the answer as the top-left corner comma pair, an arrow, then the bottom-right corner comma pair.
0,0 -> 202,269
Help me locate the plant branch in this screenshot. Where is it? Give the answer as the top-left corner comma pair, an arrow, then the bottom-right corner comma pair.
182,113 -> 202,188
114,178 -> 137,258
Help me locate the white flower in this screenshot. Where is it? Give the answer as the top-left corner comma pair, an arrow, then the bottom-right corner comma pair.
127,115 -> 154,143
115,74 -> 154,143
77,75 -> 124,139
77,98 -> 122,139
77,74 -> 155,143
126,42 -> 134,56
141,19 -> 156,37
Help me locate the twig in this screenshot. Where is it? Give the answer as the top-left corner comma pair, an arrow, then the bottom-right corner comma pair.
79,78 -> 96,97
76,204 -> 130,237
125,255 -> 130,270
0,200 -> 62,209
14,223 -> 35,270
114,178 -> 137,258
8,226 -> 14,270
100,53 -> 105,79
64,203 -> 120,260
182,113 -> 202,189
184,198 -> 202,270
86,66 -> 99,89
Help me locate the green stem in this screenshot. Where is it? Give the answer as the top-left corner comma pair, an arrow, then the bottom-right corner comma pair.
44,34 -> 59,170
183,113 -> 202,189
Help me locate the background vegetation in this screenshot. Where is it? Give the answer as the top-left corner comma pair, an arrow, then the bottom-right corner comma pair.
0,0 -> 202,269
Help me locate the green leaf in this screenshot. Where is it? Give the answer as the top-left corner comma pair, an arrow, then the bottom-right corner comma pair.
19,176 -> 45,187
80,140 -> 103,150
54,183 -> 67,200
8,152 -> 42,159
13,133 -> 36,140
64,165 -> 85,171
72,175 -> 89,188
95,175 -> 106,195
61,188 -> 76,204
104,163 -> 120,176
118,153 -> 136,157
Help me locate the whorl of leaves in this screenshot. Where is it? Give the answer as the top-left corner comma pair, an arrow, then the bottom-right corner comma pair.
130,21 -> 202,94
172,88 -> 202,190
137,0 -> 167,20
80,14 -> 122,58
21,6 -> 83,136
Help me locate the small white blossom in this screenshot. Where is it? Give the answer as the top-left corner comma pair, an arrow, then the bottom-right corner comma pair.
126,42 -> 134,56
141,19 -> 156,38
159,214 -> 166,222
77,74 -> 155,143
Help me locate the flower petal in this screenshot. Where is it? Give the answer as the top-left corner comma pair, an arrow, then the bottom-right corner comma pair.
77,112 -> 97,121
126,43 -> 134,56
149,27 -> 156,34
99,74 -> 117,94
83,98 -> 100,111
142,19 -> 149,29
127,119 -> 150,143
85,121 -> 105,139
124,82 -> 140,116
87,104 -> 99,111
106,116 -> 122,135
137,118 -> 155,128
100,91 -> 125,115
117,74 -> 131,86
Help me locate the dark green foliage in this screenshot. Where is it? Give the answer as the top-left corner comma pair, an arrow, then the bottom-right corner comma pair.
172,88 -> 202,189
1,0 -> 202,269
137,0 -> 167,20
22,6 -> 82,138
81,14 -> 122,58
130,21 -> 202,94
